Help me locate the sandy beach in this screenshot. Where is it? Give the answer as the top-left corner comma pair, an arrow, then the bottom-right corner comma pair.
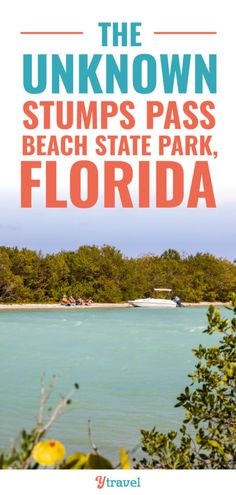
0,303 -> 131,311
0,302 -> 229,311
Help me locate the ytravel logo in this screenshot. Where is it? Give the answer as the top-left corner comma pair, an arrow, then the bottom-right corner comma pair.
95,475 -> 141,489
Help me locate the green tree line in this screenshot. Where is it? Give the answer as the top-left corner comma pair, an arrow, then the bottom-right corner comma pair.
0,245 -> 236,303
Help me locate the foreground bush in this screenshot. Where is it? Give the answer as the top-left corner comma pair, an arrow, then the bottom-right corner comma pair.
135,297 -> 236,469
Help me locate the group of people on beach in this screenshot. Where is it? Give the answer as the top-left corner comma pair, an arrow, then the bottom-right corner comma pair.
60,295 -> 93,307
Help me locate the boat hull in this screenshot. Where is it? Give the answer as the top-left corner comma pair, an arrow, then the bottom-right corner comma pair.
128,298 -> 177,308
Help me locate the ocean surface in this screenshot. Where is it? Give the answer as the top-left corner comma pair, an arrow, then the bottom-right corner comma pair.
0,307 -> 228,462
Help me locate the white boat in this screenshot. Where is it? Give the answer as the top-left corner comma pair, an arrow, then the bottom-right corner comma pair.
128,289 -> 180,308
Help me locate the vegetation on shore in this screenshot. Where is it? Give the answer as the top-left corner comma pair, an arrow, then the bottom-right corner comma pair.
135,298 -> 236,469
0,245 -> 236,303
0,300 -> 235,469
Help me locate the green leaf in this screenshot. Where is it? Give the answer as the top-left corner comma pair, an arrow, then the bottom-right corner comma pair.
61,452 -> 89,469
196,434 -> 201,444
86,453 -> 114,469
208,440 -> 224,455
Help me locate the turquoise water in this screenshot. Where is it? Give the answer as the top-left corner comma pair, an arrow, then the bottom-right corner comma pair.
0,307 -> 226,462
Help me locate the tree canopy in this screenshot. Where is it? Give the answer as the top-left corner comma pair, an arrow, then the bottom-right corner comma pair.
0,245 -> 236,303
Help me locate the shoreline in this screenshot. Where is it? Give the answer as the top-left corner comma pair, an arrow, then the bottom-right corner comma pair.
0,302 -> 229,311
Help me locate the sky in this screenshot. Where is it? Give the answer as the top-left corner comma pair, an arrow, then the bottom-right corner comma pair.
0,0 -> 235,260
0,195 -> 235,260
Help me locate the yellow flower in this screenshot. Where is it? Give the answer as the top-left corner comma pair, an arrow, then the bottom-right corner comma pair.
32,439 -> 66,466
120,447 -> 131,469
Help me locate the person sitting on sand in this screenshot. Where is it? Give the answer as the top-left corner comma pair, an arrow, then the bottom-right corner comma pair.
61,295 -> 71,306
68,295 -> 75,305
75,297 -> 83,306
84,298 -> 93,306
